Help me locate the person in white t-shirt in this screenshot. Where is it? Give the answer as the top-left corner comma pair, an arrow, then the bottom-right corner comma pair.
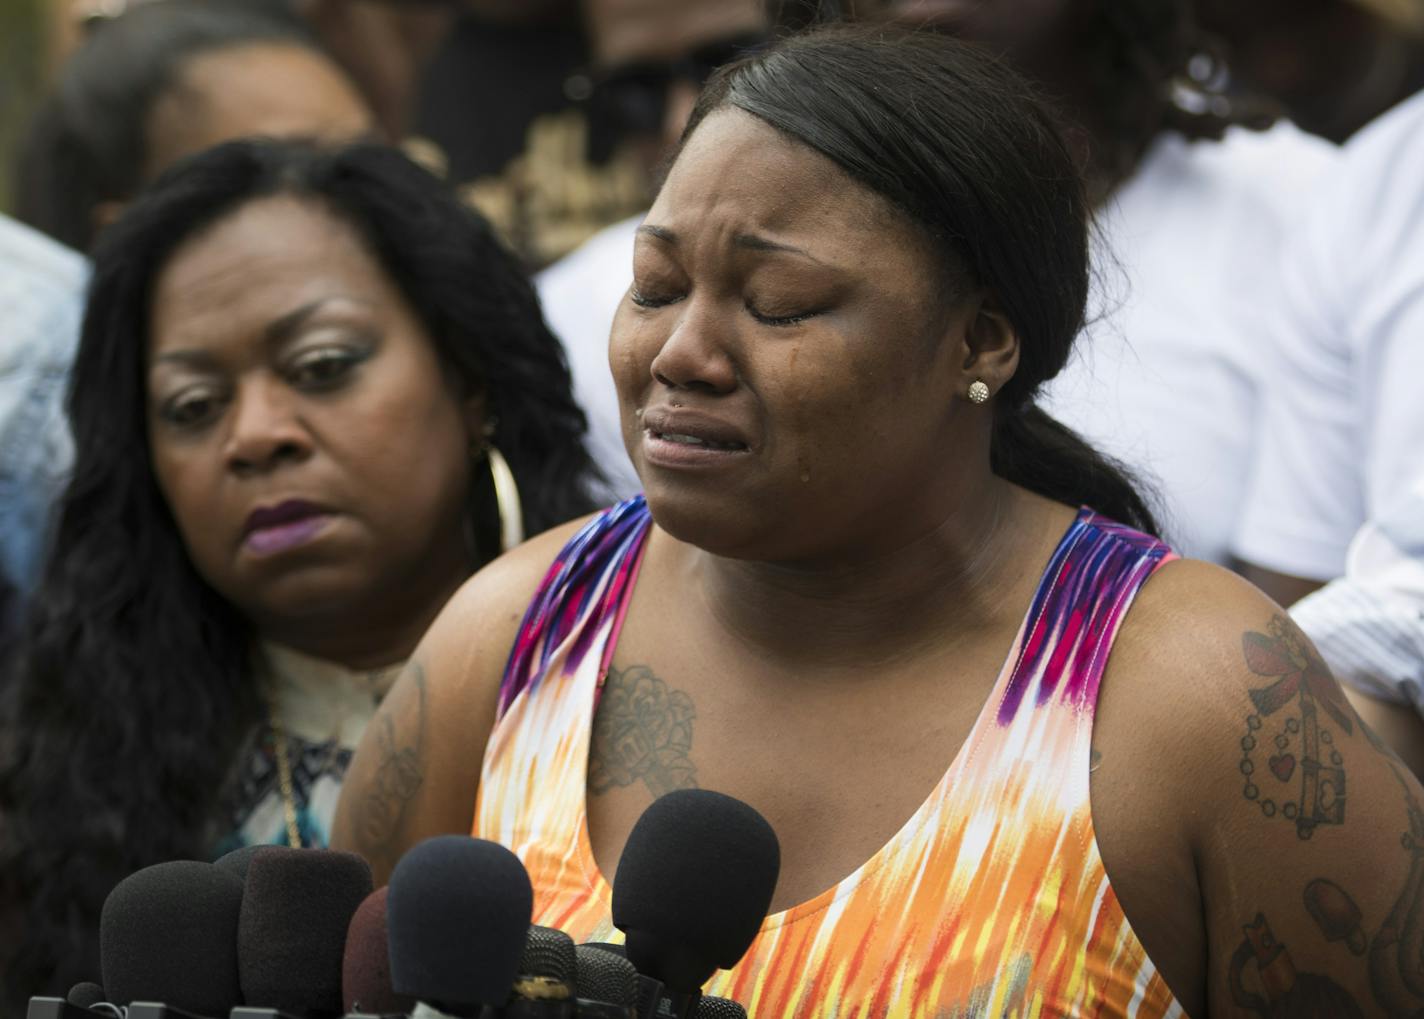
1040,122 -> 1336,563
1234,90 -> 1424,602
1232,91 -> 1424,768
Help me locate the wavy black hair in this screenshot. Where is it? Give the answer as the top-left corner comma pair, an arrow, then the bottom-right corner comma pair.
0,139 -> 598,1007
683,24 -> 1157,533
12,0 -> 325,251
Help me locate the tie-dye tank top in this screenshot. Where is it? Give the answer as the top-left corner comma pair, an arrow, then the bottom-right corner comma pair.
475,497 -> 1187,1018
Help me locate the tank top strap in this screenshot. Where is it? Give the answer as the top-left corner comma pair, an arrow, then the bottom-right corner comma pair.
498,496 -> 654,718
996,508 -> 1176,729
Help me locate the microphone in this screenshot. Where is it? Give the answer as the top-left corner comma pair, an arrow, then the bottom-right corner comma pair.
572,945 -> 638,1019
342,888 -> 415,1016
502,926 -> 576,1015
691,999 -> 746,1019
99,860 -> 245,1019
214,845 -> 267,883
572,946 -> 741,1019
65,984 -> 107,1010
611,790 -> 779,1019
236,847 -> 374,1018
386,836 -> 533,1017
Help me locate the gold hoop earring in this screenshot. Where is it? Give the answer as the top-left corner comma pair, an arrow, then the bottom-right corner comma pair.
484,444 -> 524,553
967,379 -> 990,404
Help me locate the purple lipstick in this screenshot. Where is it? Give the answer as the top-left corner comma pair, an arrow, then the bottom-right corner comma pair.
242,499 -> 334,556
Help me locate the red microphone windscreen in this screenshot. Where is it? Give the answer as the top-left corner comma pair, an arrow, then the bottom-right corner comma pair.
342,887 -> 415,1015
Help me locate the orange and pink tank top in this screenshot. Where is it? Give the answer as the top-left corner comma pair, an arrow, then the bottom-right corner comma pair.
474,497 -> 1188,1018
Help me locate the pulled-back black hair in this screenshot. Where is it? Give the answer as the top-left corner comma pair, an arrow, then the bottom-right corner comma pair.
0,139 -> 598,1008
683,24 -> 1158,533
12,0 -> 323,251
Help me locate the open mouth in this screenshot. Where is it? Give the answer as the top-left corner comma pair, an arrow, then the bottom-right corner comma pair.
650,430 -> 748,452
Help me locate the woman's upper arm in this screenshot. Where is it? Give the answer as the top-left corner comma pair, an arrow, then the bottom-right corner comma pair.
331,518 -> 590,885
1127,561 -> 1424,1017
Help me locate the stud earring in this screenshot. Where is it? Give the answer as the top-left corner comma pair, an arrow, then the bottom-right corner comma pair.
967,380 -> 990,404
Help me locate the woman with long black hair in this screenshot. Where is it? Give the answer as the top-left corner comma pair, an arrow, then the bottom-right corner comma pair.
0,139 -> 598,1007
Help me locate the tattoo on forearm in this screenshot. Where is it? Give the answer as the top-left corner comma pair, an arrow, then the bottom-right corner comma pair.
590,663 -> 697,798
1238,614 -> 1350,839
355,660 -> 427,857
1227,910 -> 1365,1016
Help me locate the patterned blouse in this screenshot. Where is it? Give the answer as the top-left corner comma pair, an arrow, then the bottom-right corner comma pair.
213,643 -> 404,854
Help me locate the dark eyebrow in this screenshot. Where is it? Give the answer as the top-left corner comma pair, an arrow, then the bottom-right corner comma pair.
151,298 -> 367,368
637,224 -> 677,244
636,223 -> 826,265
733,232 -> 825,265
264,298 -> 338,345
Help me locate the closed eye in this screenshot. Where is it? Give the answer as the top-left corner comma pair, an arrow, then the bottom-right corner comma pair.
630,288 -> 684,309
746,301 -> 821,327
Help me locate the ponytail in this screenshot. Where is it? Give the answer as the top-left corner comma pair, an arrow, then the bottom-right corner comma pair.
991,404 -> 1160,536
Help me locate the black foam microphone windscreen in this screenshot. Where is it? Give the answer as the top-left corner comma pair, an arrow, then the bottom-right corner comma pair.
213,845 -> 266,883
237,847 -> 374,1013
65,984 -> 105,1009
573,945 -> 638,1008
386,836 -> 533,1014
99,860 -> 244,1016
342,887 -> 415,1016
611,789 -> 780,991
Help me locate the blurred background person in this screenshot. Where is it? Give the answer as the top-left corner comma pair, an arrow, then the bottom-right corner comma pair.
876,0 -> 1339,566
411,0 -> 646,269
0,0 -> 374,609
0,213 -> 87,606
1195,0 -> 1424,142
1234,87 -> 1423,606
13,0 -> 373,252
0,139 -> 597,1009
1230,89 -> 1424,776
0,0 -> 47,214
316,0 -> 855,267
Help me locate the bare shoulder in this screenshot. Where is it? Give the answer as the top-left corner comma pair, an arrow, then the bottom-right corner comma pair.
397,513 -> 599,714
1112,557 -> 1282,686
1095,557 -> 1424,1017
1096,558 -> 1347,754
331,513 -> 597,882
434,514 -> 599,679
